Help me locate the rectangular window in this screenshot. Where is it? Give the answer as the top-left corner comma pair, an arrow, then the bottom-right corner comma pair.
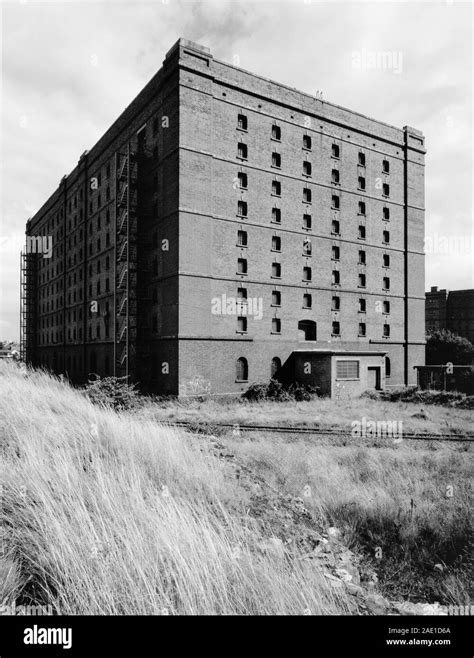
237,142 -> 248,159
358,225 -> 366,240
359,298 -> 366,313
272,207 -> 281,223
272,235 -> 281,251
383,300 -> 390,314
237,200 -> 248,217
383,230 -> 390,244
358,273 -> 366,288
358,250 -> 366,265
332,321 -> 340,335
332,195 -> 340,210
383,254 -> 390,267
383,183 -> 390,197
303,293 -> 312,308
271,125 -> 281,141
383,276 -> 390,290
237,230 -> 248,247
332,270 -> 340,285
272,263 -> 281,278
336,360 -> 359,379
331,143 -> 340,158
238,172 -> 248,189
237,113 -> 248,130
358,201 -> 366,215
358,176 -> 366,191
271,318 -> 281,333
303,266 -> 312,281
303,188 -> 312,203
332,295 -> 340,311
272,180 -> 281,196
358,152 -> 366,166
332,169 -> 340,184
271,290 -> 281,306
303,134 -> 312,150
237,287 -> 247,300
382,159 -> 390,174
272,152 -> 281,168
383,324 -> 391,337
331,220 -> 340,235
303,161 -> 312,176
303,213 -> 312,229
383,207 -> 390,221
358,323 -> 366,336
237,258 -> 248,274
237,316 -> 248,333
303,238 -> 312,255
332,245 -> 340,260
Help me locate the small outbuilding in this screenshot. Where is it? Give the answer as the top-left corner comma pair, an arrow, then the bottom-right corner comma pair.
291,349 -> 388,399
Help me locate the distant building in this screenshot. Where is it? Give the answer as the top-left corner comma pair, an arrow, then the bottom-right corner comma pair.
426,287 -> 474,344
21,38 -> 426,397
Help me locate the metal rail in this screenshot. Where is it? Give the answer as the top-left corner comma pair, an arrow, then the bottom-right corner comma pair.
167,421 -> 474,443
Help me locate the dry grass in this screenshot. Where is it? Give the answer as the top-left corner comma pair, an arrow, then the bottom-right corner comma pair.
224,433 -> 473,605
0,362 -> 350,615
138,395 -> 473,436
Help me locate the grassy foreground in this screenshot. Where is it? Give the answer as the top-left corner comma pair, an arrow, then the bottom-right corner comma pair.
138,394 -> 473,436
136,393 -> 473,604
0,363 -> 350,615
224,434 -> 473,605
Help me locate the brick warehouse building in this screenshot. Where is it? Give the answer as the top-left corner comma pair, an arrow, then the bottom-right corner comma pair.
426,287 -> 474,344
20,38 -> 426,397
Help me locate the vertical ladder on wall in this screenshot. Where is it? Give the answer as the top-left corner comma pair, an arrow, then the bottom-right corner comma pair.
114,143 -> 138,380
20,250 -> 37,363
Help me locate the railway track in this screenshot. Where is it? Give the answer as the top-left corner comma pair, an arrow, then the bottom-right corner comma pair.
167,420 -> 474,443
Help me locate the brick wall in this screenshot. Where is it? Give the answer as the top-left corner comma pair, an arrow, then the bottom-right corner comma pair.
177,39 -> 425,394
23,38 -> 425,397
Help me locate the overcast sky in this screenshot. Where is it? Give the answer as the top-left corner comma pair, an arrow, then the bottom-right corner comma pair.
0,0 -> 472,341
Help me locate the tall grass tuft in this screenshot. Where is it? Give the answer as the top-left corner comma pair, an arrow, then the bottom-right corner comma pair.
0,363 -> 350,615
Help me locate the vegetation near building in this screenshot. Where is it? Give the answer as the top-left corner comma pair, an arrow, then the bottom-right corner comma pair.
426,329 -> 473,365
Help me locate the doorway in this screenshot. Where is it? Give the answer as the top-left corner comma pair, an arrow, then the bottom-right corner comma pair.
298,320 -> 317,341
367,366 -> 381,390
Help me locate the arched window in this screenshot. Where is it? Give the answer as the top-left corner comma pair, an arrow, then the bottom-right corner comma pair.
236,357 -> 248,382
385,356 -> 391,378
271,357 -> 281,378
298,319 -> 317,341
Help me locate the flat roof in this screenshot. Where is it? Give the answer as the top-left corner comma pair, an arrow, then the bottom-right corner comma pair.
293,349 -> 387,356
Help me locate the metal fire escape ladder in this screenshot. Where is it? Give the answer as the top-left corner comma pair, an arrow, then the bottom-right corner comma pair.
20,248 -> 37,363
114,143 -> 138,379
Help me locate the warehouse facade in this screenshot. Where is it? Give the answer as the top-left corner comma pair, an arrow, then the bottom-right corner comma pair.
21,38 -> 426,396
426,287 -> 474,344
